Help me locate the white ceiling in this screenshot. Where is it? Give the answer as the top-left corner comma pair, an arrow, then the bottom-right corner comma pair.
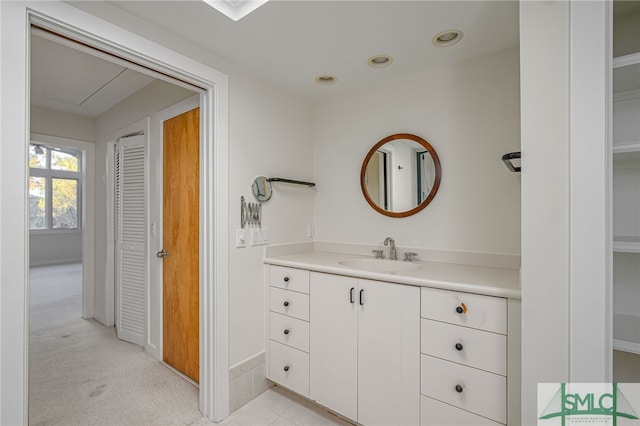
110,0 -> 520,101
30,32 -> 155,117
31,1 -> 520,117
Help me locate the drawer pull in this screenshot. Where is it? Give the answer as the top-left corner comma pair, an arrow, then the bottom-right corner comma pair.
283,329 -> 290,335
283,365 -> 290,372
455,384 -> 464,393
283,276 -> 290,282
350,287 -> 355,304
455,303 -> 468,314
283,301 -> 290,307
455,343 -> 464,351
359,289 -> 364,306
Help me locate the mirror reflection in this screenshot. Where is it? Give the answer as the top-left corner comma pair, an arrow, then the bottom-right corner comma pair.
361,134 -> 441,218
251,176 -> 273,202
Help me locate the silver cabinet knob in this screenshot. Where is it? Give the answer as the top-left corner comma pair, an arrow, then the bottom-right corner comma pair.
156,249 -> 169,259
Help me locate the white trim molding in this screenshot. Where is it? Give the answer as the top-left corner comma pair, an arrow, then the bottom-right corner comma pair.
569,0 -> 611,382
0,1 -> 230,423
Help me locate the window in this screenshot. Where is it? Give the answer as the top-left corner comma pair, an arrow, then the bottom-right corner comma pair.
29,143 -> 81,231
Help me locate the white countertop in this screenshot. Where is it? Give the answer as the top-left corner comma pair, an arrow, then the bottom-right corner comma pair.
264,250 -> 521,299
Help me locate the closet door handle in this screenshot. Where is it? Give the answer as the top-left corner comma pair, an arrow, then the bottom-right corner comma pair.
283,301 -> 289,307
359,289 -> 364,306
350,287 -> 355,304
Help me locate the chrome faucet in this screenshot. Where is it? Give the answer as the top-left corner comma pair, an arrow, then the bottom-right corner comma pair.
383,237 -> 397,260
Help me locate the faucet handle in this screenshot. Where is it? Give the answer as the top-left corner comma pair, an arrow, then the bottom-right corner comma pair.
403,252 -> 418,262
372,249 -> 385,259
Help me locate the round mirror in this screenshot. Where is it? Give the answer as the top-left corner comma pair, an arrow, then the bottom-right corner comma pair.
251,176 -> 273,202
360,133 -> 441,218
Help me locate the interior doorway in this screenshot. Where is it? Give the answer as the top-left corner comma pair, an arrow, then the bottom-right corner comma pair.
26,14 -> 228,422
1,3 -> 230,421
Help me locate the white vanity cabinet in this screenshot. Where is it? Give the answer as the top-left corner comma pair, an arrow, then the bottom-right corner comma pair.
309,272 -> 420,426
420,287 -> 508,425
265,262 -> 520,425
266,266 -> 311,398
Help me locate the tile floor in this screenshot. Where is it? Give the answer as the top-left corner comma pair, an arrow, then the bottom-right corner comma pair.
216,386 -> 353,426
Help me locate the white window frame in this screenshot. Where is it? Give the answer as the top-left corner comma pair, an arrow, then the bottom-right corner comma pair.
29,143 -> 82,234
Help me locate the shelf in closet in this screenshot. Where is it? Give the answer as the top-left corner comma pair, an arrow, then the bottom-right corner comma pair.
613,236 -> 640,253
613,52 -> 640,96
613,313 -> 640,355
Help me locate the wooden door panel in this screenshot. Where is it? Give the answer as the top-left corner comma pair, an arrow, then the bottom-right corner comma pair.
163,107 -> 199,382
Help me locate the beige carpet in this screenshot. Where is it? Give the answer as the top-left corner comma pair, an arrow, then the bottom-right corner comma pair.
29,263 -> 207,426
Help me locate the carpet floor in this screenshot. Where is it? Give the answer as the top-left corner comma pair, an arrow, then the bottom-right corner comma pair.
29,263 -> 206,426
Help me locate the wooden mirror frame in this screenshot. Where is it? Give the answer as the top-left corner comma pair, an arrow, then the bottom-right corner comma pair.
360,133 -> 442,218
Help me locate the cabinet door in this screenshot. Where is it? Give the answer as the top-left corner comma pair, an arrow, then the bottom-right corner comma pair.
309,273 -> 358,421
358,279 -> 420,426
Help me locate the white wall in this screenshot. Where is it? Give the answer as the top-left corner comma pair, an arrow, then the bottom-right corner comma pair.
29,106 -> 95,266
31,105 -> 96,142
74,8 -> 316,365
29,232 -> 82,266
520,1 -> 570,424
313,47 -> 521,255
227,66 -> 313,366
93,79 -> 195,327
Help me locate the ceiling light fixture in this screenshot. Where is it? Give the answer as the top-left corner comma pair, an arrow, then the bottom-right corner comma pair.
202,0 -> 270,21
368,55 -> 394,68
432,29 -> 464,47
315,75 -> 337,85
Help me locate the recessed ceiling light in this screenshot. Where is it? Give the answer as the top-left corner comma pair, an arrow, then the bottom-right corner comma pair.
368,55 -> 394,68
202,0 -> 270,21
432,29 -> 464,47
315,75 -> 337,85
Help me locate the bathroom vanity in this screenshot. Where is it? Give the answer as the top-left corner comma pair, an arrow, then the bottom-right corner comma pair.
264,243 -> 521,426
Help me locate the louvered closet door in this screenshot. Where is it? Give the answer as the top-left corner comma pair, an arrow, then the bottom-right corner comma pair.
115,135 -> 147,346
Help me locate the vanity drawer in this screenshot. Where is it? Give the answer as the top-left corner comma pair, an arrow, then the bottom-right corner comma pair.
269,312 -> 309,352
421,287 -> 507,334
421,396 -> 503,426
421,355 -> 506,424
270,266 -> 310,294
268,340 -> 309,398
270,287 -> 310,321
421,319 -> 506,376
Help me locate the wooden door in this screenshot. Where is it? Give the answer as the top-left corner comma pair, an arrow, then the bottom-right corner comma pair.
309,272 -> 358,421
357,279 -> 420,426
162,107 -> 200,382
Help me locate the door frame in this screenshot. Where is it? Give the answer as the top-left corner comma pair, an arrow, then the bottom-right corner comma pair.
0,1 -> 230,423
155,96 -> 200,363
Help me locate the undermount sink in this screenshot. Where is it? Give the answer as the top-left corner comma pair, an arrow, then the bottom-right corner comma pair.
338,258 -> 422,273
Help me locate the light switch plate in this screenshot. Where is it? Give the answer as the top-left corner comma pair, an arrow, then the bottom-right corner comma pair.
235,229 -> 246,248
